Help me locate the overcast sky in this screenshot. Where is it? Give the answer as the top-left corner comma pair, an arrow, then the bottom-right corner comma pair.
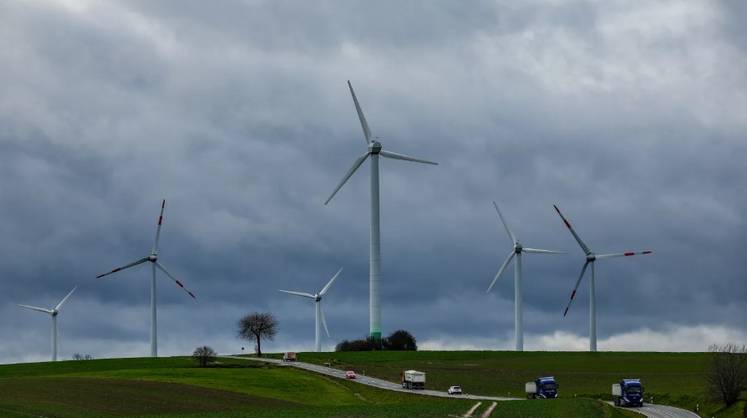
1,0 -> 745,363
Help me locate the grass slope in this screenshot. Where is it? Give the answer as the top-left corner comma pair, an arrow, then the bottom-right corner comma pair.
0,356 -> 639,417
285,350 -> 744,418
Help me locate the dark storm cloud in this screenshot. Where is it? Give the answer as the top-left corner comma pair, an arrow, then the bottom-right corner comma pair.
0,0 -> 745,361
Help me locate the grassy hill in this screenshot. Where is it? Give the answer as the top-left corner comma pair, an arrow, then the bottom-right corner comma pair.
0,356 -> 641,417
285,350 -> 746,418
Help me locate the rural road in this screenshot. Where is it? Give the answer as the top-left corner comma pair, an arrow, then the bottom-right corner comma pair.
222,356 -> 700,418
605,402 -> 700,418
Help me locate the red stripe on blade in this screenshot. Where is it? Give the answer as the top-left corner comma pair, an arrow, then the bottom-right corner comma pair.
161,200 -> 166,208
188,291 -> 196,299
642,251 -> 652,254
570,290 -> 576,299
624,252 -> 635,256
175,280 -> 184,288
158,216 -> 163,225
563,307 -> 569,317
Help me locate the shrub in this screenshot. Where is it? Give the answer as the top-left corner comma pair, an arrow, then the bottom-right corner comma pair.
192,346 -> 217,367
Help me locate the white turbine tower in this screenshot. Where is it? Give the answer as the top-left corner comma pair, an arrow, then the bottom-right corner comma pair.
325,81 -> 437,341
553,205 -> 652,352
279,267 -> 343,352
18,286 -> 77,361
96,199 -> 196,357
485,202 -> 563,351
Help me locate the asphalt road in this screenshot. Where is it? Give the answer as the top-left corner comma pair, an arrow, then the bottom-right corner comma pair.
222,355 -> 701,418
605,402 -> 701,418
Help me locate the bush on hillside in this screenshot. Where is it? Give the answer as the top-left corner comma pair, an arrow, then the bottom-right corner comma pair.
383,330 -> 417,351
192,346 -> 217,367
336,330 -> 417,352
706,343 -> 747,407
336,336 -> 380,352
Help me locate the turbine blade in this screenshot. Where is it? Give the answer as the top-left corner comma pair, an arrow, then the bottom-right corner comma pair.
278,290 -> 316,299
379,150 -> 438,165
54,286 -> 77,311
492,201 -> 517,244
154,262 -> 196,299
523,248 -> 565,254
553,205 -> 592,255
486,251 -> 515,293
596,250 -> 653,259
320,304 -> 330,338
153,199 -> 166,253
324,152 -> 369,205
96,257 -> 149,279
319,267 -> 343,296
18,304 -> 53,314
563,261 -> 590,317
348,80 -> 371,143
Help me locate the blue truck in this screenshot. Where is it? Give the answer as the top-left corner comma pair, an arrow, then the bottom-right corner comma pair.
612,379 -> 644,407
525,376 -> 558,399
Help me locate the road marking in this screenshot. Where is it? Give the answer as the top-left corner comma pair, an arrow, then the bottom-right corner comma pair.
481,402 -> 497,418
463,401 -> 481,417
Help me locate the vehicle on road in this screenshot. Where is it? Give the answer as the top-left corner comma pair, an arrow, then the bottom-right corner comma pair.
401,370 -> 426,390
345,370 -> 357,379
447,385 -> 462,395
525,376 -> 558,399
282,352 -> 296,362
612,379 -> 644,407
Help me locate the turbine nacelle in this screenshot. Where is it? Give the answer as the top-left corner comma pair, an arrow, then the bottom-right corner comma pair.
148,254 -> 158,262
586,254 -> 596,262
513,242 -> 523,253
368,141 -> 383,154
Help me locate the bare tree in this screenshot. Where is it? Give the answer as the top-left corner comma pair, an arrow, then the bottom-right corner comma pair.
706,343 -> 747,407
192,346 -> 217,367
238,312 -> 277,358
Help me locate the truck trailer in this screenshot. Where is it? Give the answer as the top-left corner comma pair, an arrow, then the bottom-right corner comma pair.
525,376 -> 558,399
401,370 -> 426,390
612,379 -> 644,407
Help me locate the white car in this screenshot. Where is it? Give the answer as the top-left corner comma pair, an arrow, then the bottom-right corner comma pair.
448,385 -> 463,395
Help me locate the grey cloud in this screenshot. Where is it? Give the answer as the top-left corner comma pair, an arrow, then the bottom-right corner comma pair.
0,0 -> 745,362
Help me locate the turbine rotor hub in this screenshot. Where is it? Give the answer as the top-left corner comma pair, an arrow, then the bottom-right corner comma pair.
369,141 -> 382,154
586,254 -> 596,262
148,254 -> 157,262
315,295 -> 322,302
514,243 -> 523,253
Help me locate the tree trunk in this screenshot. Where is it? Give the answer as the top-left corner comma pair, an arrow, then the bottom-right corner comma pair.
255,332 -> 262,357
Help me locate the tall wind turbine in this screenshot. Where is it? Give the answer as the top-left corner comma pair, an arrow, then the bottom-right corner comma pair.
485,202 -> 563,351
325,81 -> 437,341
18,286 -> 77,361
279,267 -> 343,352
553,205 -> 652,352
96,199 -> 196,357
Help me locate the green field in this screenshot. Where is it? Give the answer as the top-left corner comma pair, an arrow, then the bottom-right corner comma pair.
0,356 -> 640,418
280,350 -> 746,418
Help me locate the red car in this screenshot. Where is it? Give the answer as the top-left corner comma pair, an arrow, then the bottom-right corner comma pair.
345,370 -> 357,379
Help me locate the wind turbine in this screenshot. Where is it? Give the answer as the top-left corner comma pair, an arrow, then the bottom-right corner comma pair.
325,81 -> 437,341
553,205 -> 652,352
279,267 -> 343,352
18,286 -> 77,361
485,202 -> 563,351
96,199 -> 196,357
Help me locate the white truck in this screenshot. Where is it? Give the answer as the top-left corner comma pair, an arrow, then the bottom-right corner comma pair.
401,370 -> 426,390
